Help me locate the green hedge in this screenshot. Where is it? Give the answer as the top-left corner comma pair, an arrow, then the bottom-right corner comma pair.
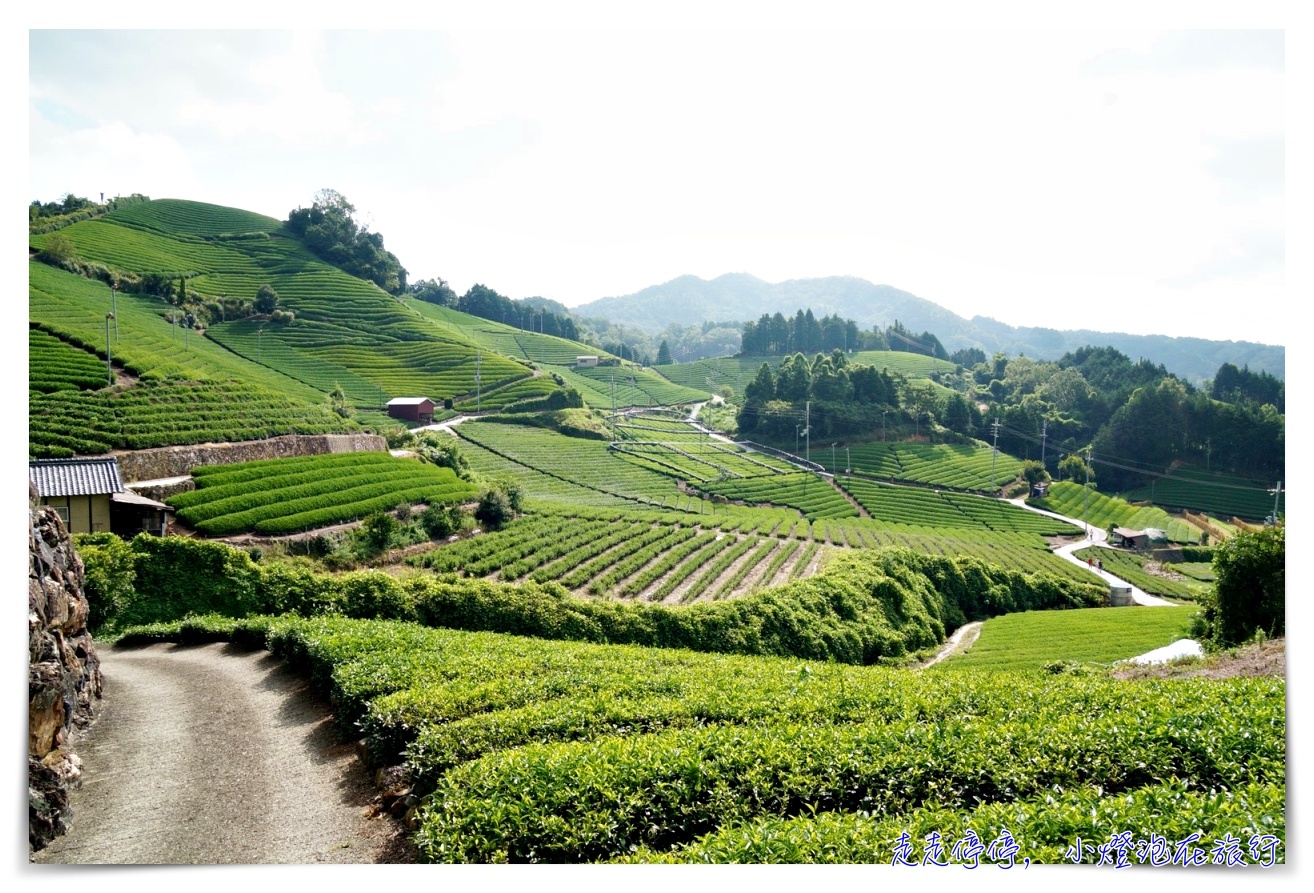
84,533 -> 1104,664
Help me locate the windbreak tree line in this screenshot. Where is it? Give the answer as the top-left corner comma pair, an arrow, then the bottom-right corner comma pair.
412,280 -> 582,342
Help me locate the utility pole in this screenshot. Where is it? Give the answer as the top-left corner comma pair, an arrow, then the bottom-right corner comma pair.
475,352 -> 482,412
804,401 -> 811,464
104,313 -> 114,386
1040,418 -> 1047,469
882,410 -> 888,442
831,442 -> 837,471
610,369 -> 616,441
1269,481 -> 1284,524
1083,447 -> 1092,539
845,446 -> 850,475
990,417 -> 1001,486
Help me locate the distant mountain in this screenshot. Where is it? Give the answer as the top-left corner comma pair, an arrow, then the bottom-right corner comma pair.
573,274 -> 1284,384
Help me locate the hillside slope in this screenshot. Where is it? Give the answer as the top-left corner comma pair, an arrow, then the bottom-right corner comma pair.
30,198 -> 698,456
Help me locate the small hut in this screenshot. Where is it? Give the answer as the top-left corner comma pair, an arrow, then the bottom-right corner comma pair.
29,457 -> 171,536
1110,527 -> 1149,549
386,397 -> 436,424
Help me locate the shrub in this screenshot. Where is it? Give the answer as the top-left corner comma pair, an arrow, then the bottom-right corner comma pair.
118,535 -> 262,629
475,488 -> 515,531
362,512 -> 398,552
421,503 -> 463,539
1195,525 -> 1284,647
73,533 -> 136,632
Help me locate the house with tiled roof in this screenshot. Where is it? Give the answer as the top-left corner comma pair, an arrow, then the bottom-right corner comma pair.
28,457 -> 170,536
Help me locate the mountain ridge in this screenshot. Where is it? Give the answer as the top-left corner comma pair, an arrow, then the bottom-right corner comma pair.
573,274 -> 1284,384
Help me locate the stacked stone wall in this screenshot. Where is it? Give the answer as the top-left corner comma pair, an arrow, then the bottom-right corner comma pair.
113,434 -> 387,483
29,484 -> 102,852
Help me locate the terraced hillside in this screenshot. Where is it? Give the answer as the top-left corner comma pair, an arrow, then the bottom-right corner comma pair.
27,203 -> 546,418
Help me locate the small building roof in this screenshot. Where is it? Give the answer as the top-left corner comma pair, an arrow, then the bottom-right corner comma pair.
29,458 -> 124,498
386,396 -> 434,406
1113,527 -> 1144,538
112,490 -> 172,511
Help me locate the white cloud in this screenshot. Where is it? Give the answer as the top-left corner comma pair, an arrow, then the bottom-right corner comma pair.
29,118 -> 200,203
21,22 -> 1295,346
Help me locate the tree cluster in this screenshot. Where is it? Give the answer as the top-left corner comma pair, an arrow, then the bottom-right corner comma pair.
286,190 -> 407,294
30,194 -> 98,220
1191,525 -> 1284,648
1211,362 -> 1284,413
740,310 -> 864,356
966,346 -> 1284,491
444,283 -> 581,342
736,351 -> 937,440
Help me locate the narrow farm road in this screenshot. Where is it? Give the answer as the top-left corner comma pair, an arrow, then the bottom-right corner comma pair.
1008,498 -> 1176,607
31,642 -> 412,865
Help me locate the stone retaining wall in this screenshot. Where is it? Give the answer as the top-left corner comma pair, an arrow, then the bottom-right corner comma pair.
29,484 -> 102,852
113,433 -> 388,483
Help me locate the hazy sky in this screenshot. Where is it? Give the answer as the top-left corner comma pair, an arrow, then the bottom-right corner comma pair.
23,6 -> 1301,347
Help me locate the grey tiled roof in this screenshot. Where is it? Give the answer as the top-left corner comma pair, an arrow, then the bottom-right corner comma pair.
29,458 -> 124,498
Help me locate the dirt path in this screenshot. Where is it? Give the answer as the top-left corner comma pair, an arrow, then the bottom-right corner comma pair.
31,642 -> 415,865
915,621 -> 984,669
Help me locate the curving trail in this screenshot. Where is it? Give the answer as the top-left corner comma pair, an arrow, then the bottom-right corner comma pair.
31,642 -> 412,865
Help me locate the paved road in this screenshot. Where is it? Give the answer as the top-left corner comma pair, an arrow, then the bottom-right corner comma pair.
1008,498 -> 1175,606
31,642 -> 411,865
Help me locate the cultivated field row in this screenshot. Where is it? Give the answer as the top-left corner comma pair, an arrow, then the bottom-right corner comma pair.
409,515 -> 821,602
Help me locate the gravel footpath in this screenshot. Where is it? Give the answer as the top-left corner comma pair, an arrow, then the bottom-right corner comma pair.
31,642 -> 415,865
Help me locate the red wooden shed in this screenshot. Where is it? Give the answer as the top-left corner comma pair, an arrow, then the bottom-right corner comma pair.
386,396 -> 436,424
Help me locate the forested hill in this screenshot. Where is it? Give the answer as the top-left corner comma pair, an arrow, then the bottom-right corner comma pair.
574,274 -> 1284,385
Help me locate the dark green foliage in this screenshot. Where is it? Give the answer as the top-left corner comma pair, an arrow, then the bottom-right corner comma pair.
1194,526 -> 1285,647
285,189 -> 407,293
459,283 -> 579,341
73,533 -> 136,632
1058,452 -> 1094,483
739,309 -> 864,356
92,533 -> 1101,665
1211,361 -> 1283,412
362,512 -> 398,552
117,534 -> 262,629
421,502 -> 465,539
254,283 -> 279,314
1090,376 -> 1283,491
409,278 -> 457,306
1021,459 -> 1048,486
475,487 -> 515,531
